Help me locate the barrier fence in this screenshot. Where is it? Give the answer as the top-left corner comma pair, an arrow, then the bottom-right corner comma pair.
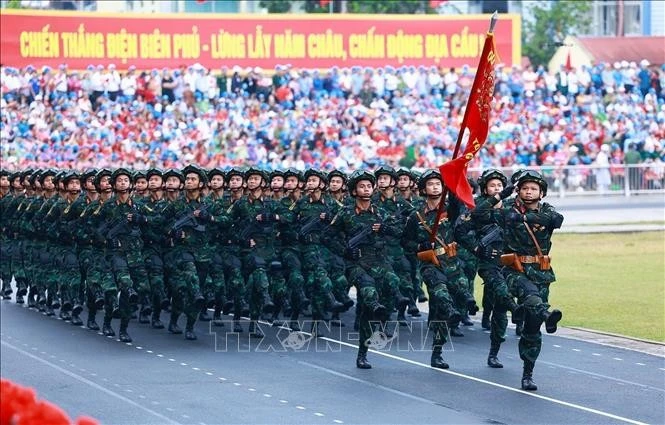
468,163 -> 665,197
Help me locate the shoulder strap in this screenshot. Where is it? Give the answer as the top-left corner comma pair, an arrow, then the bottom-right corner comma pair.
522,220 -> 544,257
415,211 -> 448,247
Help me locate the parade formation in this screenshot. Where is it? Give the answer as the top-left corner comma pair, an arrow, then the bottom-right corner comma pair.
0,164 -> 564,391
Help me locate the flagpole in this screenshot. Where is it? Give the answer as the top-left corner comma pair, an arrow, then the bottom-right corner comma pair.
429,11 -> 498,242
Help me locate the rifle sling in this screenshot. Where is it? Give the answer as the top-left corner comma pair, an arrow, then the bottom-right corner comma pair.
415,211 -> 448,248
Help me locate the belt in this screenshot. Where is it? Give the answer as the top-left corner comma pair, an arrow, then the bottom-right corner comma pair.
358,247 -> 382,258
518,255 -> 540,264
434,247 -> 448,256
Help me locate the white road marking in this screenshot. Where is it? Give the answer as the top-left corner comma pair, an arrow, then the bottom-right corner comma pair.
233,382 -> 241,386
316,336 -> 649,425
248,388 -> 256,392
180,362 -> 188,366
296,405 -> 306,410
279,399 -> 288,404
572,349 -> 581,352
635,363 -> 645,366
592,353 -> 601,356
1,340 -> 181,425
314,412 -> 324,417
146,350 -> 153,354
613,357 -> 623,361
333,420 -> 344,424
263,394 -> 272,398
218,377 -> 227,381
205,372 -> 213,376
192,367 -> 200,371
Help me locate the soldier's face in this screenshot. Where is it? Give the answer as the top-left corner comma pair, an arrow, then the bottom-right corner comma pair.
85,177 -> 96,191
270,177 -> 284,191
43,176 -> 55,191
210,175 -> 224,190
66,179 -> 81,194
377,174 -> 393,189
11,178 -> 22,190
0,176 -> 9,189
184,173 -> 202,190
148,175 -> 164,190
165,176 -> 181,190
115,175 -> 131,192
354,180 -> 374,199
246,174 -> 262,190
284,176 -> 298,191
99,176 -> 112,192
425,179 -> 442,197
485,179 -> 504,196
518,182 -> 542,203
305,176 -> 322,191
397,175 -> 411,189
134,178 -> 148,192
329,176 -> 344,192
228,175 -> 243,190
33,181 -> 41,191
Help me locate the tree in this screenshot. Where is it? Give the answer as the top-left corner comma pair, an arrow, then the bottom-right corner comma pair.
522,1 -> 592,68
346,0 -> 435,14
258,0 -> 292,13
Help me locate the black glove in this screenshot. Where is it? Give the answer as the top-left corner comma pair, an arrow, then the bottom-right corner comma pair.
133,213 -> 148,224
198,210 -> 211,222
345,247 -> 361,260
417,241 -> 435,251
172,229 -> 186,240
499,184 -> 515,200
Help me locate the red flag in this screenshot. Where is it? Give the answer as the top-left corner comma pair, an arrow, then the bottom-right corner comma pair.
438,32 -> 498,209
320,0 -> 331,6
429,0 -> 447,8
565,49 -> 572,71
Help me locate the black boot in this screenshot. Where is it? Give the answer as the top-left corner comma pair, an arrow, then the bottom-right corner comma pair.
356,352 -> 372,369
151,313 -> 165,329
233,320 -> 243,333
337,291 -> 355,312
261,289 -> 275,315
87,312 -> 100,331
466,297 -> 479,315
185,327 -> 197,341
544,309 -> 562,334
521,363 -> 537,391
366,298 -> 387,321
102,320 -> 115,337
281,297 -> 293,318
481,310 -> 491,330
119,322 -> 132,343
15,295 -> 24,304
396,309 -> 408,326
192,288 -> 206,309
70,313 -> 83,326
59,309 -> 71,321
296,289 -> 311,312
450,325 -> 464,337
126,288 -> 139,304
325,292 -> 344,314
168,319 -> 183,334
487,345 -> 503,368
61,292 -> 73,311
407,299 -> 420,317
431,348 -> 449,369
393,289 -> 410,311
212,307 -> 225,327
461,314 -> 474,326
27,289 -> 37,308
199,306 -> 212,321
222,297 -> 234,315
249,320 -> 264,338
94,291 -> 105,309
45,305 -> 55,316
139,309 -> 151,324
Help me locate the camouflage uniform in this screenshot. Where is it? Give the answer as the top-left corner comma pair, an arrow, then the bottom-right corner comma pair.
473,170 -> 563,390
331,170 -> 401,369
402,170 -> 479,368
0,170 -> 15,299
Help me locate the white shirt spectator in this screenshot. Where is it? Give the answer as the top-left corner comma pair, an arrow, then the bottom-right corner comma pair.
121,74 -> 137,96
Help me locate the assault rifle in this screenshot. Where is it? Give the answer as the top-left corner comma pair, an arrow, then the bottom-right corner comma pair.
478,224 -> 503,249
347,224 -> 374,250
171,204 -> 209,233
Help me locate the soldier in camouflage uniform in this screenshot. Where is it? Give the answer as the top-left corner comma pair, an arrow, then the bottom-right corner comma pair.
19,170 -> 43,310
454,178 -> 481,328
322,169 -> 355,327
45,171 -> 85,324
96,168 -> 149,342
30,169 -> 58,313
135,168 -> 172,329
205,167 -> 235,326
274,168 -> 310,331
467,169 -> 520,368
218,167 -> 249,333
230,167 -> 281,338
395,167 -> 425,309
372,166 -> 417,324
269,170 -> 285,201
295,169 -> 345,335
331,170 -> 402,369
132,170 -> 149,203
473,170 -> 563,391
403,169 -> 479,368
10,169 -> 35,304
162,165 -> 210,340
0,169 -> 13,299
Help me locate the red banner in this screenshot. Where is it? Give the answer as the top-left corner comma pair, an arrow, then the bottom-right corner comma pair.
0,10 -> 520,70
439,31 -> 498,209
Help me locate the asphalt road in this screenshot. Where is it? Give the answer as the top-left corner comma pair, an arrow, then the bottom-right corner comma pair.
2,290 -> 663,425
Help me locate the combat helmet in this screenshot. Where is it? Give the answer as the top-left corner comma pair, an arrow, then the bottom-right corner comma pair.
347,170 -> 376,196
417,169 -> 442,193
477,169 -> 508,191
516,170 -> 548,197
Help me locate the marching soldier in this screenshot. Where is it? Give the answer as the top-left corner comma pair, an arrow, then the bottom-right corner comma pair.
474,170 -> 563,391
0,170 -> 13,299
403,169 -> 479,368
136,168 -> 172,329
331,170 -> 400,369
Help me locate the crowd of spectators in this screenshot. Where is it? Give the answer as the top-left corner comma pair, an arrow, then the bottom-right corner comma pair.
1,60 -> 664,183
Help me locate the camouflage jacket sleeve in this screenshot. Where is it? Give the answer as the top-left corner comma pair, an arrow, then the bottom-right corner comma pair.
523,202 -> 564,230
454,207 -> 478,254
